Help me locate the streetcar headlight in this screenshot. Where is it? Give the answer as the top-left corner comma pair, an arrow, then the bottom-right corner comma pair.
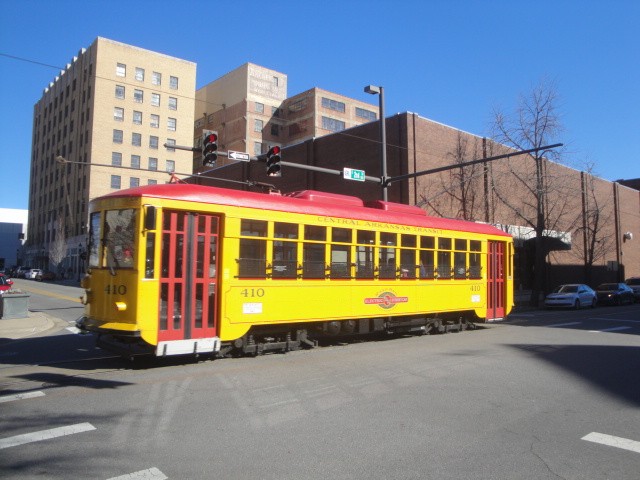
115,301 -> 127,311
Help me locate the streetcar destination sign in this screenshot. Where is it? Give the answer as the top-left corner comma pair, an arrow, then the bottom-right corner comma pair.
228,150 -> 251,162
343,167 -> 365,181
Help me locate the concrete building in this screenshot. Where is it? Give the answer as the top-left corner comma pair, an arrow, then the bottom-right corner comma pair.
0,208 -> 28,271
192,63 -> 378,173
26,37 -> 196,275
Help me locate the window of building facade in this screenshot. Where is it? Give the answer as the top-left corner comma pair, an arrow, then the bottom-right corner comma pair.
322,116 -> 345,132
113,129 -> 123,144
134,89 -> 143,103
166,138 -> 176,152
132,132 -> 142,146
255,102 -> 264,114
115,85 -> 125,99
167,117 -> 176,131
168,97 -> 177,110
151,93 -> 160,107
253,142 -> 262,155
133,110 -> 142,125
148,179 -> 158,185
355,107 -> 377,121
271,124 -> 279,136
112,152 -> 122,166
169,76 -> 178,89
148,157 -> 158,170
131,154 -> 141,169
130,177 -> 140,188
322,97 -> 345,112
150,114 -> 159,128
116,63 -> 126,77
254,119 -> 263,132
166,160 -> 175,172
135,67 -> 144,81
114,107 -> 124,122
149,136 -> 159,149
152,71 -> 161,86
110,175 -> 121,189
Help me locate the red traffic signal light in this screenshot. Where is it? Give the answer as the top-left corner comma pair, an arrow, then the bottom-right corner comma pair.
266,145 -> 281,177
202,130 -> 218,167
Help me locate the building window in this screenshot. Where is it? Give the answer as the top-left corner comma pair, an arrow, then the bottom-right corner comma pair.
115,85 -> 125,99
131,155 -> 141,169
151,93 -> 160,107
130,177 -> 140,188
134,89 -> 143,103
322,116 -> 345,132
112,152 -> 122,166
110,175 -> 121,189
148,179 -> 158,185
114,107 -> 124,122
167,117 -> 176,131
166,138 -> 176,152
254,142 -> 262,155
322,97 -> 345,113
135,67 -> 144,81
271,124 -> 279,136
150,114 -> 159,128
133,110 -> 142,125
113,129 -> 123,144
355,107 -> 377,121
148,157 -> 158,170
255,102 -> 264,114
152,71 -> 161,86
166,160 -> 175,172
254,119 -> 263,132
116,63 -> 126,77
168,97 -> 177,110
273,76 -> 279,87
169,76 -> 178,89
132,133 -> 142,146
149,136 -> 159,149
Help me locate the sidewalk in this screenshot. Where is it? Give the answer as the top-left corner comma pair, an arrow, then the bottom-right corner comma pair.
0,310 -> 67,343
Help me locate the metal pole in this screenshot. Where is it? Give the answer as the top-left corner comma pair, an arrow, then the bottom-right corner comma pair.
379,87 -> 388,202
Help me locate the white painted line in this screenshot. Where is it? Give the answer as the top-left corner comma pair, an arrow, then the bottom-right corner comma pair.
548,322 -> 582,328
590,317 -> 640,324
107,467 -> 168,480
0,391 -> 45,404
589,326 -> 632,333
582,432 -> 640,454
0,422 -> 95,450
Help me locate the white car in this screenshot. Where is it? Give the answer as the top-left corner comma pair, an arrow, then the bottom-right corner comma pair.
25,268 -> 43,279
544,284 -> 597,309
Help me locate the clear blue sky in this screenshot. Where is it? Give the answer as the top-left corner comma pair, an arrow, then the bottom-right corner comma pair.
1,0 -> 638,210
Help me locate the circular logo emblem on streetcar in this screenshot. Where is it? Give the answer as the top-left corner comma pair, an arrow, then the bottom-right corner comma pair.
364,291 -> 409,310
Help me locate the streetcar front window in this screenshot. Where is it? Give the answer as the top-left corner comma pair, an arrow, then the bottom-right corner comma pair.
88,212 -> 101,268
104,209 -> 137,269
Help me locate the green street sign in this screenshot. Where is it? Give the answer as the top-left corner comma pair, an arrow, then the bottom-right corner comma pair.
343,167 -> 365,182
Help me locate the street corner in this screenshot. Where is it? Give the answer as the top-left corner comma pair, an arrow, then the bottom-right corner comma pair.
0,310 -> 66,343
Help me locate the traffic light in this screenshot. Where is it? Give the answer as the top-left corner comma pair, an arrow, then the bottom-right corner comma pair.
202,130 -> 218,167
265,145 -> 281,177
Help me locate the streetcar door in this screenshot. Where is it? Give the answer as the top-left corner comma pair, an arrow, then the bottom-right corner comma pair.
487,241 -> 505,320
157,211 -> 220,355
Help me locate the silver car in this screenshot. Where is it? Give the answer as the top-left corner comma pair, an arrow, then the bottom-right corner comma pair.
544,284 -> 597,309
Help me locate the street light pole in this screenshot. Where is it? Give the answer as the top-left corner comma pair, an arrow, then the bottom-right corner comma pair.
364,85 -> 388,201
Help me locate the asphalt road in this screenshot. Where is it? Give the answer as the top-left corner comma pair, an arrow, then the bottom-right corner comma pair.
1,283 -> 639,479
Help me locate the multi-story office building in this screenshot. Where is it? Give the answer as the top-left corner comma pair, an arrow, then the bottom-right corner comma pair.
26,37 -> 196,275
193,63 -> 378,172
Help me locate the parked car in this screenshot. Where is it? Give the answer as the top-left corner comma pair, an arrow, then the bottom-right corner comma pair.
625,277 -> 640,302
595,283 -> 635,306
544,284 -> 597,309
35,271 -> 56,281
0,273 -> 14,293
25,268 -> 43,280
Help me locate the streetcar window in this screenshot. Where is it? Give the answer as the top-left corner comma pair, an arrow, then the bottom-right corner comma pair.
241,219 -> 267,237
302,242 -> 325,278
330,244 -> 351,278
273,223 -> 298,279
438,237 -> 451,250
332,228 -> 351,243
104,209 -> 136,269
304,225 -> 326,241
238,238 -> 266,278
470,240 -> 481,252
379,232 -> 397,279
469,251 -> 482,279
455,239 -> 467,251
88,212 -> 101,268
420,236 -> 435,249
399,234 -> 417,279
356,230 -> 375,279
454,252 -> 466,279
419,236 -> 435,279
145,232 -> 155,278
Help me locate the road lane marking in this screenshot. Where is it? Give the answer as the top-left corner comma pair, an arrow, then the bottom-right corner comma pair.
0,422 -> 95,449
582,432 -> 640,454
0,391 -> 45,403
107,467 -> 168,480
589,326 -> 633,333
17,284 -> 81,303
590,317 -> 640,324
547,322 -> 581,328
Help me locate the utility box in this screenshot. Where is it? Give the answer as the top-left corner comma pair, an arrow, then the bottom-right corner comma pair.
0,293 -> 30,319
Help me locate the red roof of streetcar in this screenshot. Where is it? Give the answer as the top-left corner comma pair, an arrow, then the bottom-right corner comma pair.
100,184 -> 511,238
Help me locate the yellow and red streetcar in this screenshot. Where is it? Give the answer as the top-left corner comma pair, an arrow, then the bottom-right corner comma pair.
77,184 -> 513,357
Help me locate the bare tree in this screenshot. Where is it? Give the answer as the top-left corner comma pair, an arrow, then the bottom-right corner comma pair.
491,78 -> 568,306
48,214 -> 67,275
